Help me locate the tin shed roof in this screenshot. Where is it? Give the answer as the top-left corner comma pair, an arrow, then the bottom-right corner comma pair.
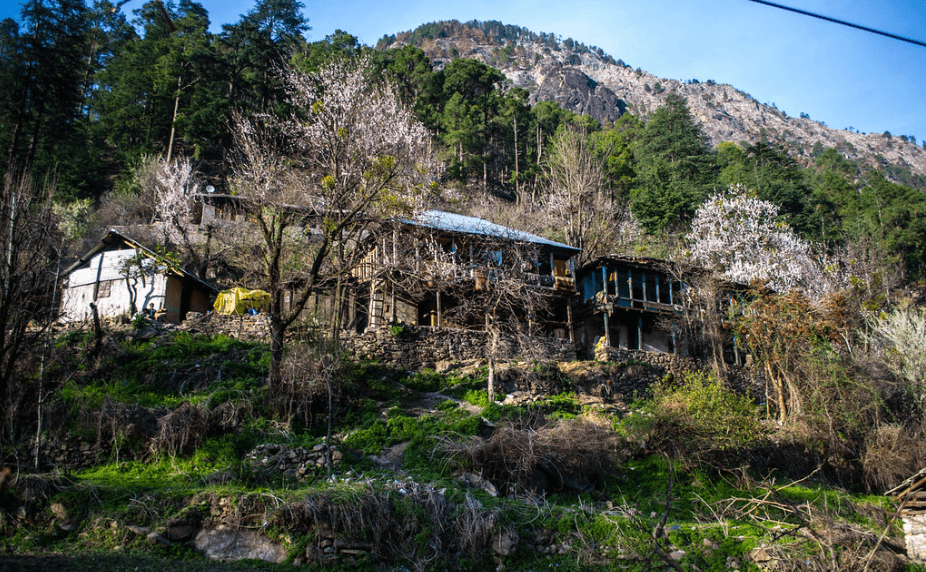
403,210 -> 581,255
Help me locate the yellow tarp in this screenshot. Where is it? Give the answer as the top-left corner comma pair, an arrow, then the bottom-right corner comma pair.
213,287 -> 271,315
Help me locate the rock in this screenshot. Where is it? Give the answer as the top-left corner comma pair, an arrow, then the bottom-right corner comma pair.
125,524 -> 152,536
305,545 -> 321,564
492,529 -> 519,556
147,532 -> 173,547
194,526 -> 286,563
50,502 -> 68,520
166,524 -> 197,542
459,472 -> 498,497
435,360 -> 454,372
669,550 -> 686,560
134,326 -> 160,340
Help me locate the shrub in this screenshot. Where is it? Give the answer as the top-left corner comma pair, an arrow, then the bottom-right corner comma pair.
438,417 -> 625,494
622,371 -> 761,459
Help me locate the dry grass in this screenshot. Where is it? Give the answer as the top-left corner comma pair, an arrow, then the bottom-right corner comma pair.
438,416 -> 625,494
277,482 -> 502,571
862,423 -> 926,493
150,402 -> 211,457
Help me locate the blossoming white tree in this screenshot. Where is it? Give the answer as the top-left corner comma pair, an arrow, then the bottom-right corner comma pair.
687,185 -> 822,295
146,155 -> 199,229
230,56 -> 439,393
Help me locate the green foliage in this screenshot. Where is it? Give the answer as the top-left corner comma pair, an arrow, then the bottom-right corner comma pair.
620,371 -> 761,458
631,94 -> 716,231
54,332 -> 268,415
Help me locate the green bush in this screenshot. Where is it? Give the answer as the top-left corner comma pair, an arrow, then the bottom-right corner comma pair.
621,371 -> 762,458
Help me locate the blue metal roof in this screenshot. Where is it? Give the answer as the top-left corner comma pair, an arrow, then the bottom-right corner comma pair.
404,210 -> 581,255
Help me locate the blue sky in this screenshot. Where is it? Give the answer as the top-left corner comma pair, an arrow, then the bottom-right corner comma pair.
4,0 -> 926,142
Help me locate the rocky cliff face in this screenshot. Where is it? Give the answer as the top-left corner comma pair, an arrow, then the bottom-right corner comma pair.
383,23 -> 926,183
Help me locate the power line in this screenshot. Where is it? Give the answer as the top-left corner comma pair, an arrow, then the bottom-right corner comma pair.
746,0 -> 926,48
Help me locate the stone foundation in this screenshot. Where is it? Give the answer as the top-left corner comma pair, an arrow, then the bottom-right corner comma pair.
339,325 -> 577,371
594,345 -> 763,398
904,514 -> 926,561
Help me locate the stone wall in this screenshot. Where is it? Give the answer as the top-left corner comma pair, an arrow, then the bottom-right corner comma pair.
180,313 -> 759,395
594,345 -> 764,399
182,312 -> 271,340
339,326 -> 577,371
181,314 -> 577,370
904,514 -> 926,561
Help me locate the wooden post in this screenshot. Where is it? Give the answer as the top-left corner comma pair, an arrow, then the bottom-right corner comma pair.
637,316 -> 643,350
436,290 -> 441,328
612,265 -> 619,298
601,266 -> 607,299
603,312 -> 611,347
567,302 -> 574,342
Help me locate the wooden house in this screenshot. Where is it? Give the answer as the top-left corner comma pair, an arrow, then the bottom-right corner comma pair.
574,255 -> 685,353
354,210 -> 581,336
60,230 -> 219,324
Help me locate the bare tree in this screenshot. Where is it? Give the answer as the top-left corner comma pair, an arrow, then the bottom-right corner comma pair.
543,124 -> 628,263
229,56 -> 438,394
0,172 -> 62,441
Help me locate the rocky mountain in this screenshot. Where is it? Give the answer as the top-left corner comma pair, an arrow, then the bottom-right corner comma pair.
380,21 -> 926,186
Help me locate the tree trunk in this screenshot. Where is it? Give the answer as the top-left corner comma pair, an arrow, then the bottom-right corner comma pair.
486,313 -> 496,402
166,74 -> 182,163
268,313 -> 285,394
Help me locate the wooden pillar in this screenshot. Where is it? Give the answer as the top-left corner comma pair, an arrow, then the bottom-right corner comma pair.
642,273 -> 648,303
655,274 -> 661,304
436,290 -> 441,328
567,302 -> 574,342
569,258 -> 576,290
603,312 -> 611,347
637,316 -> 643,350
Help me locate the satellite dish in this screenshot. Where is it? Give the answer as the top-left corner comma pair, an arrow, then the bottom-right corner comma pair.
206,185 -> 215,193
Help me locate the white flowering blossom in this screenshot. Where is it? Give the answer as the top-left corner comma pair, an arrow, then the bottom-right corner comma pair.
688,185 -> 824,296
280,56 -> 440,214
146,155 -> 199,227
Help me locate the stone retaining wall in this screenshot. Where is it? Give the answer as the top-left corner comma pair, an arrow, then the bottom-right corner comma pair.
339,326 -> 577,370
595,345 -> 764,398
182,312 -> 270,340
904,514 -> 926,561
181,313 -> 759,394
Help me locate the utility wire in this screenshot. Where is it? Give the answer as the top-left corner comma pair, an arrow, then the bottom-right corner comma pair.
746,0 -> 926,48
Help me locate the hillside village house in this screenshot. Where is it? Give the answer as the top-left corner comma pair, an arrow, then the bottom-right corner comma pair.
573,254 -> 751,362
352,210 -> 582,337
60,230 -> 218,324
574,255 -> 685,354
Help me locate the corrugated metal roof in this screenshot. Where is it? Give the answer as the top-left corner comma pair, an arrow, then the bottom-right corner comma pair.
404,210 -> 581,255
